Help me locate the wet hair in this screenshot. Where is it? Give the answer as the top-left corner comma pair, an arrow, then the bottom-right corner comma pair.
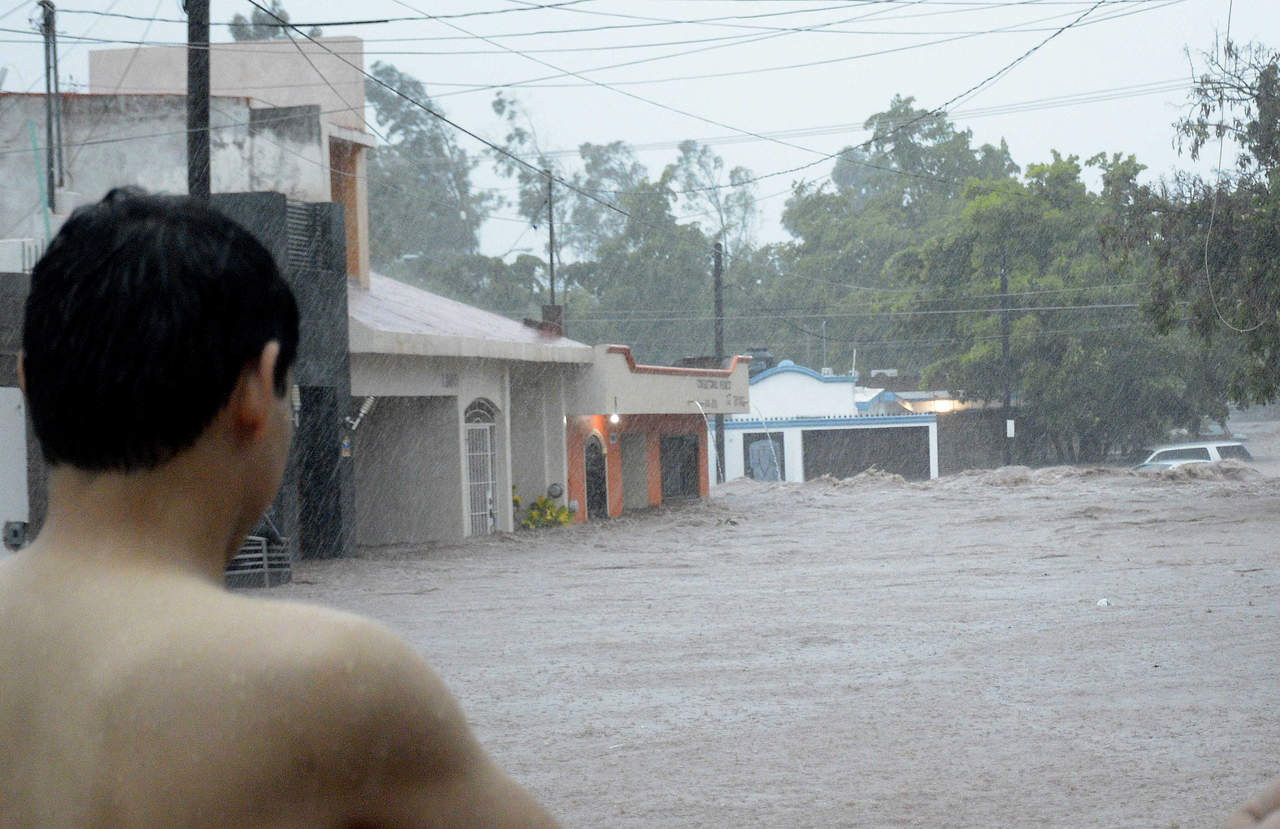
23,188 -> 299,471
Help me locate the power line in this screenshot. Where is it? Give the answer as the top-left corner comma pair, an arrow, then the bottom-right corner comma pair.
545,302 -> 1141,324
428,0 -> 1179,96
550,283 -> 1144,317
242,0 -> 636,227
775,317 -> 1152,347
693,0 -> 1126,197
55,2 -> 599,28
381,0 -> 1093,212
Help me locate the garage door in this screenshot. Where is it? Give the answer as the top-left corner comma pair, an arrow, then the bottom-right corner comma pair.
801,426 -> 930,481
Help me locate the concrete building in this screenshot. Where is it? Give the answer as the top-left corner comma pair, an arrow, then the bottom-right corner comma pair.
347,277 -> 751,550
2,35 -> 754,555
1,36 -> 373,284
565,346 -> 751,520
718,360 -> 939,483
88,37 -> 373,285
347,274 -> 593,550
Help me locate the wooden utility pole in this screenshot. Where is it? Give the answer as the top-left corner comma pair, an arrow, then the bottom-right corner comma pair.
1000,247 -> 1012,466
186,0 -> 210,201
544,169 -> 555,305
38,0 -> 56,212
713,241 -> 725,484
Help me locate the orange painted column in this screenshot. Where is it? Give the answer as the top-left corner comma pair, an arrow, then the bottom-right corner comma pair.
646,430 -> 662,507
606,431 -> 624,518
566,420 -> 586,523
696,418 -> 710,497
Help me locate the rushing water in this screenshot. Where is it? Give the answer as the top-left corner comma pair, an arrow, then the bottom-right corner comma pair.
275,421 -> 1280,828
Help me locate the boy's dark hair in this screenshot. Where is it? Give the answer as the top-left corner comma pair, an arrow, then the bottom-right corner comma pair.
23,189 -> 299,471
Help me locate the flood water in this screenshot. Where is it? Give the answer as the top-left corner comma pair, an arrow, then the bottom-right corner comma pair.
274,424 -> 1280,828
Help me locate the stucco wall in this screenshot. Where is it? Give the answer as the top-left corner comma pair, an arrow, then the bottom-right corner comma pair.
0,94 -> 330,242
354,396 -> 461,550
747,371 -> 856,419
1,94 -> 244,241
567,345 -> 750,416
567,413 -> 708,521
88,38 -> 367,132
509,364 -> 569,515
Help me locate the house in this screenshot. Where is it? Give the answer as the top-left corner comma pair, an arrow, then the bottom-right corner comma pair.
565,346 -> 751,520
1,35 -> 374,284
87,36 -> 373,284
347,274 -> 593,549
347,275 -> 751,549
717,360 -> 939,482
2,35 -> 753,556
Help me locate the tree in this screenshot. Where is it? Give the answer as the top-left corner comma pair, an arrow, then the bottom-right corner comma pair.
1147,39 -> 1280,404
886,152 -> 1231,462
364,62 -> 497,296
666,140 -> 756,259
772,97 -> 1019,371
228,1 -> 319,41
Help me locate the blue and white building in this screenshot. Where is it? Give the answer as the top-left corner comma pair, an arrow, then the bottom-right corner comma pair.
714,361 -> 939,483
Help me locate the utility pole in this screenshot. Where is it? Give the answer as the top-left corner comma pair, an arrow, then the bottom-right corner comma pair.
38,0 -> 56,213
186,0 -> 210,201
544,169 -> 555,306
713,241 -> 725,485
1000,246 -> 1012,466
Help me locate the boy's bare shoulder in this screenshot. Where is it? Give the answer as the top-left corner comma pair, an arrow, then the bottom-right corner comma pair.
204,596 -> 558,827
206,593 -> 466,744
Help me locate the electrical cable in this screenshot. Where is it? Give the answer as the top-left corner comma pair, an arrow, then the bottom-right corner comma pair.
532,301 -> 1141,324
428,0 -> 1179,96
372,0 -> 1108,216
1201,0 -> 1265,334
55,2 -> 599,28
243,0 -> 637,225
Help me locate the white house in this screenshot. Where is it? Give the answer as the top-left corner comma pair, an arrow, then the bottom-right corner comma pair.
715,360 -> 939,482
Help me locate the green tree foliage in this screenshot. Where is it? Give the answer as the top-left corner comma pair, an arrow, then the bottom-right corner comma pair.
770,96 -> 1020,371
228,1 -> 319,40
775,96 -> 1231,461
666,139 -> 757,257
878,152 -> 1229,461
1147,39 -> 1280,404
363,64 -> 521,310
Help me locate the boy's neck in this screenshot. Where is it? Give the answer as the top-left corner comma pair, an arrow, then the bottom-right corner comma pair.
34,442 -> 252,583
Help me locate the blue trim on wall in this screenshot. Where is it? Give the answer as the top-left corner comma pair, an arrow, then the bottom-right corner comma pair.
723,414 -> 936,431
750,362 -> 858,385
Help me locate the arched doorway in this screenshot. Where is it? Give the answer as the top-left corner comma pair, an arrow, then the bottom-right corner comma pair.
584,434 -> 609,520
465,399 -> 499,536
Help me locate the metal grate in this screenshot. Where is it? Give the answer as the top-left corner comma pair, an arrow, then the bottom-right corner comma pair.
285,201 -> 316,271
466,423 -> 497,536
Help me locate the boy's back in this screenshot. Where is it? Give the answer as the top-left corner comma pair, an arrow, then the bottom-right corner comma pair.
4,191 -> 556,828
0,547 -> 554,828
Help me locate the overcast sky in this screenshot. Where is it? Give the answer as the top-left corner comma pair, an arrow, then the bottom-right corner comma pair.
1,0 -> 1273,257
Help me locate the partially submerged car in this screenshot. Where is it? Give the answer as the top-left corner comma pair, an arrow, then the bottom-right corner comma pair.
1134,440 -> 1253,472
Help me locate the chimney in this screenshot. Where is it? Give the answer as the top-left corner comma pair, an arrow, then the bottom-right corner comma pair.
522,304 -> 564,337
541,304 -> 563,336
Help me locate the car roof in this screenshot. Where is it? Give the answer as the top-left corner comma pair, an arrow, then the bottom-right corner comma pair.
1147,440 -> 1247,452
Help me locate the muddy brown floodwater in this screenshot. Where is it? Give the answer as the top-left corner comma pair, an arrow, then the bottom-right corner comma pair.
272,426 -> 1280,828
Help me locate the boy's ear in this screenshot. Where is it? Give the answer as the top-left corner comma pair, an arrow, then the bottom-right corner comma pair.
230,342 -> 281,440
16,351 -> 26,398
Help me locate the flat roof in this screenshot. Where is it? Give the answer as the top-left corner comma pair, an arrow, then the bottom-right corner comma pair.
348,273 -> 594,364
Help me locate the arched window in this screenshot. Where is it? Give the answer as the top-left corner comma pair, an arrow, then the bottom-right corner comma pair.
465,398 -> 497,424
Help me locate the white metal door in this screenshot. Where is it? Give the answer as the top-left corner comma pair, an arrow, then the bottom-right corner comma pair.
466,422 -> 497,535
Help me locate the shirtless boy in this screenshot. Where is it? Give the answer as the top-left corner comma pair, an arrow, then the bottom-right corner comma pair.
0,191 -> 557,828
